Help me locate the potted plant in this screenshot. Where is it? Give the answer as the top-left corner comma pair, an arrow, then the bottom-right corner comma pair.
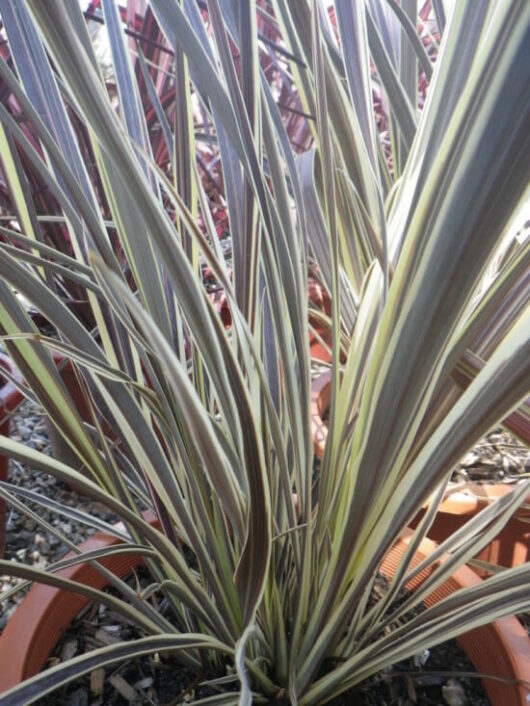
0,1 -> 528,704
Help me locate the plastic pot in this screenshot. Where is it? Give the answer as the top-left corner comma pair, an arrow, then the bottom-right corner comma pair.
0,513 -> 158,691
411,484 -> 530,574
308,325 -> 333,365
0,354 -> 24,557
0,528 -> 527,704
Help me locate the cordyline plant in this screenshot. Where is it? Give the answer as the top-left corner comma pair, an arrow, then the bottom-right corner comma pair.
0,0 -> 529,703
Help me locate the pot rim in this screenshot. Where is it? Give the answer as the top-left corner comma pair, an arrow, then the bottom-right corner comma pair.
384,530 -> 530,706
0,512 -> 158,691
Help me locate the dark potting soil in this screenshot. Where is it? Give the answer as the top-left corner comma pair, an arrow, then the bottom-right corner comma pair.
33,569 -> 239,706
33,655 -> 226,705
325,638 -> 491,705
38,638 -> 492,706
38,574 -> 492,706
320,576 -> 492,705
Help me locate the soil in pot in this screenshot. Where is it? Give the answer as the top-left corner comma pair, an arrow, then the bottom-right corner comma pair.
42,639 -> 491,706
328,639 -> 491,705
33,568 -> 239,706
35,571 -> 491,706
319,574 -> 492,705
37,641 -> 226,706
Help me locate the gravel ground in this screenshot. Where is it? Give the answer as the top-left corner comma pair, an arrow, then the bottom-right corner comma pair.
453,430 -> 529,483
1,399 -> 118,631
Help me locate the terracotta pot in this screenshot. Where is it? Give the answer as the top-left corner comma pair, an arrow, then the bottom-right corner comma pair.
1,526 -> 527,705
382,532 -> 530,706
311,371 -> 530,573
0,354 -> 24,557
0,513 -> 158,691
308,325 -> 332,365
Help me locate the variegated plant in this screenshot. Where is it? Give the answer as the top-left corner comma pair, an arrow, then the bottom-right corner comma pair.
0,1 -> 528,703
